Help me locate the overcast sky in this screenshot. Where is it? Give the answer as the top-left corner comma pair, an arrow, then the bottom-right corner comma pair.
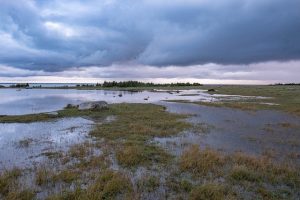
0,0 -> 299,84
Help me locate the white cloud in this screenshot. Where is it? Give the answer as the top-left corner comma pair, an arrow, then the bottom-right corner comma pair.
44,21 -> 78,37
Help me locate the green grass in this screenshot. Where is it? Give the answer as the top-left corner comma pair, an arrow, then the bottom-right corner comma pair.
0,107 -> 110,123
116,142 -> 171,167
46,170 -> 134,200
200,85 -> 300,115
0,168 -> 35,199
166,85 -> 300,115
90,103 -> 190,168
35,166 -> 54,186
0,168 -> 22,195
179,145 -> 224,176
179,145 -> 300,199
137,176 -> 160,192
91,103 -> 191,140
230,165 -> 261,182
87,170 -> 133,199
189,184 -> 226,200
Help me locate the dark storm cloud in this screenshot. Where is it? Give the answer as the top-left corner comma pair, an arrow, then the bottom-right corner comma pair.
0,0 -> 299,71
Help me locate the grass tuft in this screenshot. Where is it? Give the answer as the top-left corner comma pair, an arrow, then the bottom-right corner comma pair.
189,184 -> 226,200
179,145 -> 224,176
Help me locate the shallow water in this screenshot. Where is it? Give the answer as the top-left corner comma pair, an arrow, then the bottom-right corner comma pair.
0,89 -> 219,115
0,117 -> 93,169
155,102 -> 300,158
0,88 -> 299,169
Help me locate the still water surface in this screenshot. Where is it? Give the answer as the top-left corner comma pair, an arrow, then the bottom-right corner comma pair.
1,88 -> 299,169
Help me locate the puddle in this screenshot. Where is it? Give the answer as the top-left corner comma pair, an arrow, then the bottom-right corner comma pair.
0,117 -> 93,169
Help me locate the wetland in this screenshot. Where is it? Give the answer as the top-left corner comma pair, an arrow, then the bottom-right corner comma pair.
0,85 -> 299,199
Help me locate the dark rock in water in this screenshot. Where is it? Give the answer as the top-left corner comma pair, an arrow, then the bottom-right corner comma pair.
128,89 -> 139,93
118,94 -> 123,97
78,101 -> 108,110
65,104 -> 78,109
208,89 -> 216,92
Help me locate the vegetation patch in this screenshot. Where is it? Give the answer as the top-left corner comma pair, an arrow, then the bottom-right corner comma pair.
137,176 -> 160,192
189,184 -> 226,200
199,85 -> 300,115
230,165 -> 261,182
91,103 -> 191,140
0,168 -> 35,199
179,145 -> 224,176
17,138 -> 34,148
116,142 -> 171,167
179,145 -> 300,199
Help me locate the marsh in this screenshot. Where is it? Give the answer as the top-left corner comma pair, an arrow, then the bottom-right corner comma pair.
0,85 -> 299,199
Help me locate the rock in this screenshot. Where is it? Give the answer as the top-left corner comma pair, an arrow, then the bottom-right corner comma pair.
207,89 -> 216,92
65,104 -> 78,109
78,101 -> 108,110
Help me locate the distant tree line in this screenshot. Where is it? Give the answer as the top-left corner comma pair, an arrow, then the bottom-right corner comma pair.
272,83 -> 300,86
77,81 -> 202,88
10,83 -> 30,88
76,84 -> 95,87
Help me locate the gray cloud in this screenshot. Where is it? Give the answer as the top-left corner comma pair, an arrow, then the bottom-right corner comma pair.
2,61 -> 300,84
0,0 -> 299,72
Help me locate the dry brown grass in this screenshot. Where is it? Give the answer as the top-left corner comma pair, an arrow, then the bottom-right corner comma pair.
189,184 -> 226,200
86,170 -> 134,199
179,145 -> 300,199
0,168 -> 35,200
179,145 -> 224,176
116,142 -> 171,167
35,166 -> 54,186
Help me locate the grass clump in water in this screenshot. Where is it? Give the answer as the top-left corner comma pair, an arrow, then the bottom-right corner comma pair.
35,166 -> 54,186
87,170 -> 133,199
179,145 -> 224,176
0,168 -> 35,200
0,168 -> 22,195
116,142 -> 171,168
17,138 -> 34,148
189,184 -> 226,200
230,165 -> 260,182
179,145 -> 300,199
137,176 -> 160,192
